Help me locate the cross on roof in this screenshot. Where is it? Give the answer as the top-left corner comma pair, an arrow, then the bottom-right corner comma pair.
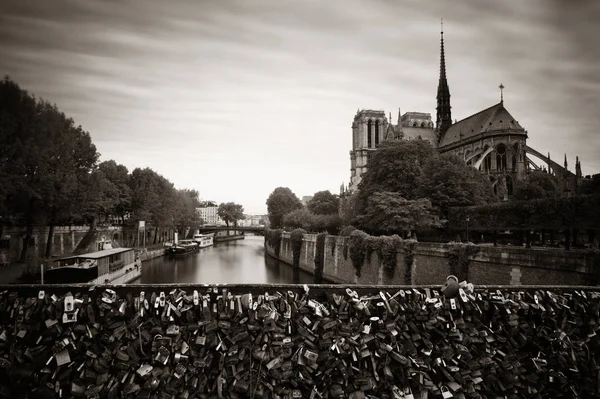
499,83 -> 505,103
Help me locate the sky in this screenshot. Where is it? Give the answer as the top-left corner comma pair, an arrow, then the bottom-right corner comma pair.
1,0 -> 599,215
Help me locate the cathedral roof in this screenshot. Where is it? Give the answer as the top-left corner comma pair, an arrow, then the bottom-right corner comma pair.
402,127 -> 437,145
438,102 -> 525,148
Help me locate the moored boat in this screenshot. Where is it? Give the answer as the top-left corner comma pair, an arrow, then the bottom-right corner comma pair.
192,232 -> 214,248
45,247 -> 141,285
168,239 -> 199,255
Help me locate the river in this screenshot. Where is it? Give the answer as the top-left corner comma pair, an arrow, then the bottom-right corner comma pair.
133,235 -> 315,284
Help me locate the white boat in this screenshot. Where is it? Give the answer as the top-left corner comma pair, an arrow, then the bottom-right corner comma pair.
45,247 -> 141,285
192,232 -> 214,248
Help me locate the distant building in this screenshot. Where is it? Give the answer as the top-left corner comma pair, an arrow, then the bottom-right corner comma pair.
344,26 -> 583,198
301,196 -> 313,207
196,204 -> 225,226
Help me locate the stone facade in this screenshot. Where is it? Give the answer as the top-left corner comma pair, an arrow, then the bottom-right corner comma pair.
344,29 -> 584,197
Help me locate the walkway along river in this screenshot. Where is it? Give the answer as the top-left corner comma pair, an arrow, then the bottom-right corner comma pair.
132,235 -> 314,284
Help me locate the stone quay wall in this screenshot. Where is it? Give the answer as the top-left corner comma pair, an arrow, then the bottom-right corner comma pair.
266,233 -> 599,286
0,283 -> 599,398
0,226 -> 124,263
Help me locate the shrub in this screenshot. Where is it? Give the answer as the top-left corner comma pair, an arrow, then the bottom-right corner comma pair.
348,230 -> 369,277
402,240 -> 417,284
445,242 -> 479,282
265,228 -> 283,257
290,228 -> 306,269
339,225 -> 357,237
314,232 -> 327,283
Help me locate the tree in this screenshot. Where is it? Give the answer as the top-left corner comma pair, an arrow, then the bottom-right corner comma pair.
513,171 -> 560,201
581,173 -> 600,195
355,140 -> 438,214
0,77 -> 99,260
283,208 -> 313,231
355,192 -> 442,237
98,160 -> 131,223
174,189 -> 202,238
307,190 -> 339,215
217,202 -> 245,227
266,187 -> 303,228
417,154 -> 496,217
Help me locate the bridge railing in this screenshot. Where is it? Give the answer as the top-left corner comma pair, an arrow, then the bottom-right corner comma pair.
1,284 -> 599,398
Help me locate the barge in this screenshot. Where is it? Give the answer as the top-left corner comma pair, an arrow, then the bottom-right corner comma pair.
45,247 -> 141,285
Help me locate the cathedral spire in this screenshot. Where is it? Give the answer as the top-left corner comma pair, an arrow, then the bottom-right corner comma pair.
436,19 -> 452,139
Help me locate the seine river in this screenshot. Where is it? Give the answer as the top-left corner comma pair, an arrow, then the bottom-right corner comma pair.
133,235 -> 314,284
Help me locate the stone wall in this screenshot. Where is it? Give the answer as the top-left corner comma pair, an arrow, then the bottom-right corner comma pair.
266,233 -> 599,286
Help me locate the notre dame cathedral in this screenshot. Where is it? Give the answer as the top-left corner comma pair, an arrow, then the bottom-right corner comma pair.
344,27 -> 583,200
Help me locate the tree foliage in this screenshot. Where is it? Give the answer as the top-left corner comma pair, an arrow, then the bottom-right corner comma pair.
0,77 -> 212,258
355,192 -> 443,237
266,187 -> 303,229
417,154 -> 496,217
307,190 -> 339,215
217,202 -> 245,227
282,208 -> 341,234
513,171 -> 560,201
356,140 -> 438,214
448,194 -> 600,231
581,174 -> 600,195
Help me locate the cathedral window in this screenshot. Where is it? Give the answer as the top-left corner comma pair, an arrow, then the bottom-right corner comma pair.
375,120 -> 380,146
506,176 -> 513,196
367,120 -> 373,148
483,155 -> 492,171
511,153 -> 517,170
496,144 -> 507,171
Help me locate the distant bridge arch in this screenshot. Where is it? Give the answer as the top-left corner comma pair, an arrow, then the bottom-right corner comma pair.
196,226 -> 265,234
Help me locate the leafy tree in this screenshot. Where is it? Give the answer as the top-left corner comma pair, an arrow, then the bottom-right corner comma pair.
417,154 -> 496,217
355,192 -> 442,237
283,208 -> 313,231
266,187 -> 303,228
581,173 -> 600,195
307,190 -> 339,215
0,77 -> 99,260
513,171 -> 560,201
217,202 -> 245,227
174,189 -> 202,238
355,140 -> 437,214
98,160 -> 131,223
283,208 -> 341,234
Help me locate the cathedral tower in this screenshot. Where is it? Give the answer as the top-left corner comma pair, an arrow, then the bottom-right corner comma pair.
436,20 -> 452,140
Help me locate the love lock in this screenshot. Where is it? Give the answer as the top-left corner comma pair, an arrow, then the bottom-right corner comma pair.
441,275 -> 460,299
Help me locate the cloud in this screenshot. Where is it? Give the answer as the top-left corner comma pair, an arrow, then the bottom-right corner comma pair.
1,0 -> 599,214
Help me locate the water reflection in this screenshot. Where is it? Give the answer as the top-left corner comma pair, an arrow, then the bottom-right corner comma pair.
134,236 -> 314,284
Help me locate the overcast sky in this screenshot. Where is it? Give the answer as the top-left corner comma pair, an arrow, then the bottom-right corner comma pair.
1,0 -> 599,214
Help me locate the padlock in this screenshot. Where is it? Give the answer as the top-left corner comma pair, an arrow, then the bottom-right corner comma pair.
441,275 -> 459,298
441,386 -> 453,398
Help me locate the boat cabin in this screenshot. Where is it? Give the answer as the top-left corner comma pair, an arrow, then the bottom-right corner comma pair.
46,247 -> 136,284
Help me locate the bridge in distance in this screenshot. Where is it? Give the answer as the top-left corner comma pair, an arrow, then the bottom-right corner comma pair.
197,225 -> 265,234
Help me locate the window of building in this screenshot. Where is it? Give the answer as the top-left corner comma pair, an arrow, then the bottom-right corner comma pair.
506,176 -> 513,196
367,120 -> 372,148
496,144 -> 507,171
484,154 -> 492,171
512,153 -> 517,170
375,120 -> 380,146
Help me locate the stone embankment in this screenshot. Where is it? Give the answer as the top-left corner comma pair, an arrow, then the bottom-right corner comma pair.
0,284 -> 599,398
266,232 -> 600,286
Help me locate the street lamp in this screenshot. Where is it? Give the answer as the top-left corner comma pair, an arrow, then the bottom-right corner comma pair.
466,216 -> 470,243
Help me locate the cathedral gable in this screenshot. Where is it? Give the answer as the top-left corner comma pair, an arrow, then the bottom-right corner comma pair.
438,102 -> 525,148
